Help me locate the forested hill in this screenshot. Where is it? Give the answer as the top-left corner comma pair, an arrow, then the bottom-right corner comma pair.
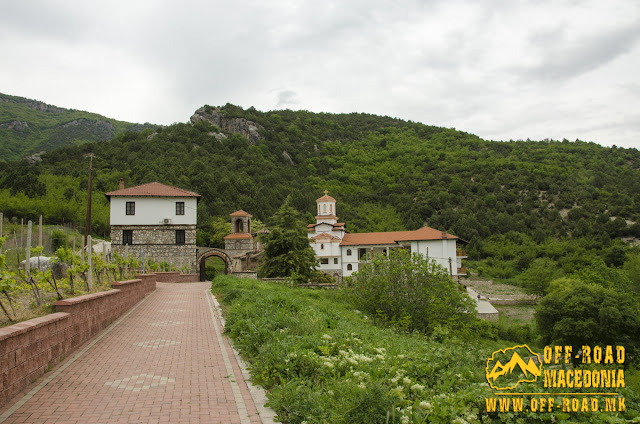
1,102 -> 640,278
0,92 -> 156,161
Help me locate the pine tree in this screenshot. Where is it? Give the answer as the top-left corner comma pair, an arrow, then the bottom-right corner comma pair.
258,197 -> 317,282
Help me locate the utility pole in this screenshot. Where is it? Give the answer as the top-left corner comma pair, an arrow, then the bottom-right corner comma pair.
84,153 -> 94,249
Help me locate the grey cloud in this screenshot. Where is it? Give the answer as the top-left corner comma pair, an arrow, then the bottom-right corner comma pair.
517,21 -> 640,80
275,90 -> 299,108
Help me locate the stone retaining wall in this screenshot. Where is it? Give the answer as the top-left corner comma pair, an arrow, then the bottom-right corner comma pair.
488,297 -> 538,305
478,312 -> 499,322
0,274 -> 157,407
232,272 -> 258,279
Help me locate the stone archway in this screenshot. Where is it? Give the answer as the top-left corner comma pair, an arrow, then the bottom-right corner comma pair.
196,248 -> 232,281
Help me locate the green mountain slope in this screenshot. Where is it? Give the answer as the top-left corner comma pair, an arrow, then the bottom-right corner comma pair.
0,92 -> 156,161
1,102 -> 640,284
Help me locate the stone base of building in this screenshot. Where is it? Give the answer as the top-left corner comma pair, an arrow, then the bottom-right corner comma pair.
111,225 -> 197,273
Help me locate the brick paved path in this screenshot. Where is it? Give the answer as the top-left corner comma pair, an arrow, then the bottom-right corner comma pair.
0,283 -> 275,424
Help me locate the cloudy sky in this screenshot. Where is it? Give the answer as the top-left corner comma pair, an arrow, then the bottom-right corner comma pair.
1,0 -> 639,147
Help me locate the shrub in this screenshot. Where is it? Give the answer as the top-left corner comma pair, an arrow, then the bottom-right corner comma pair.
51,230 -> 68,251
346,250 -> 476,335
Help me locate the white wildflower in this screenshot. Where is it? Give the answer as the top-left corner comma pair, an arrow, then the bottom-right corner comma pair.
403,377 -> 411,385
452,417 -> 469,424
321,334 -> 332,341
358,382 -> 366,389
419,401 -> 432,411
374,347 -> 386,355
410,383 -> 425,392
401,416 -> 410,424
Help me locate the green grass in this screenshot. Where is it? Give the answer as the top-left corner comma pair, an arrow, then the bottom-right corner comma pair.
211,276 -> 639,423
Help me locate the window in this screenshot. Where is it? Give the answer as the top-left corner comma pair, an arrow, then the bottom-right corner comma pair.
321,243 -> 324,250
126,202 -> 135,215
334,258 -> 338,264
346,249 -> 352,256
176,202 -> 185,215
358,248 -> 367,260
123,230 -> 133,245
175,230 -> 185,245
320,258 -> 329,265
347,264 -> 352,271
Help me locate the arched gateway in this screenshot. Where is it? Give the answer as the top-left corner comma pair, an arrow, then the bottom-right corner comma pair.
196,247 -> 233,281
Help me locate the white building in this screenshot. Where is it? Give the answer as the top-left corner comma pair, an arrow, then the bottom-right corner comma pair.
307,191 -> 467,281
105,180 -> 200,272
307,191 -> 346,281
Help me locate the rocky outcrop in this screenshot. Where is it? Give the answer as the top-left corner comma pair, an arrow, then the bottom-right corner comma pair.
25,151 -> 45,164
282,150 -> 294,165
190,106 -> 263,144
0,120 -> 29,133
0,93 -> 67,113
60,118 -> 116,139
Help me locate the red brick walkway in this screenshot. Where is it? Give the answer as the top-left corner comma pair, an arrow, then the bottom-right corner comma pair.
0,283 -> 275,424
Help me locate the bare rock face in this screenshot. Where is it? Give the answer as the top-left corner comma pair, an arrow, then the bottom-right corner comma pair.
25,151 -> 45,164
190,106 -> 263,144
282,150 -> 294,165
0,120 -> 29,133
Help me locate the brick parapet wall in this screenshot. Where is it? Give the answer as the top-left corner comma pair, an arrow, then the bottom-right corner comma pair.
0,275 -> 157,408
153,272 -> 199,283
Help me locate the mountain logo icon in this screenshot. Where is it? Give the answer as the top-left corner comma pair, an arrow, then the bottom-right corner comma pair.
485,344 -> 542,390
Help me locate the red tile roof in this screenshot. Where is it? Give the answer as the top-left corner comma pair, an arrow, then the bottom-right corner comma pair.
315,215 -> 338,220
340,226 -> 457,246
230,210 -> 253,217
105,182 -> 200,199
316,194 -> 336,202
223,233 -> 253,240
311,232 -> 341,241
316,190 -> 336,202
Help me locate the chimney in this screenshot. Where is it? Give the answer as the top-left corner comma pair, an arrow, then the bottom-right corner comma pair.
119,178 -> 125,190
441,231 -> 447,239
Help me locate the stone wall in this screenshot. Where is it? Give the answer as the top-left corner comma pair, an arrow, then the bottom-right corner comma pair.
111,225 -> 197,273
224,239 -> 255,259
0,275 -> 156,407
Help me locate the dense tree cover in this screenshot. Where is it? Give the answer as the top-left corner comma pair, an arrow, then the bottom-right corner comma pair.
0,92 -> 155,161
258,197 -> 317,282
1,103 -> 640,283
536,280 -> 640,358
